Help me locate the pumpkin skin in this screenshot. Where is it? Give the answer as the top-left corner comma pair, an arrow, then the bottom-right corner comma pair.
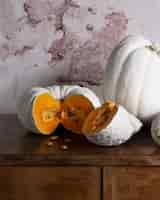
104,35 -> 160,122
84,101 -> 142,146
17,85 -> 101,135
60,85 -> 101,108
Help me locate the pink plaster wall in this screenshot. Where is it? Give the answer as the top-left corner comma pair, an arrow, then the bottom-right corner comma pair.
0,0 -> 127,112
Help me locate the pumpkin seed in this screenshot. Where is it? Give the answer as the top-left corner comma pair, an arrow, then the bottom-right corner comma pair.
61,145 -> 68,150
50,136 -> 59,141
64,138 -> 72,143
47,141 -> 53,147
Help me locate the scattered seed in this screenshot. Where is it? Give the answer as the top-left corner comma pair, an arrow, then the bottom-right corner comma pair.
61,145 -> 68,150
50,135 -> 59,141
47,141 -> 53,147
64,138 -> 72,143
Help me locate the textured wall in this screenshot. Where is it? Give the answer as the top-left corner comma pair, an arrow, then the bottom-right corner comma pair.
0,0 -> 159,113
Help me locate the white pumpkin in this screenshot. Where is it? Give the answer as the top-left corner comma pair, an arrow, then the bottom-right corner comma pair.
84,104 -> 142,146
104,35 -> 160,122
151,113 -> 160,145
17,85 -> 101,134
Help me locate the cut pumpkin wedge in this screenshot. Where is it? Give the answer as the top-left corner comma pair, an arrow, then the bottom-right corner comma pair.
32,93 -> 61,135
61,95 -> 94,134
82,101 -> 118,135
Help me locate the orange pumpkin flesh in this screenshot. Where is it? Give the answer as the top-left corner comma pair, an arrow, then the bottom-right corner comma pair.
61,95 -> 94,134
82,101 -> 118,135
32,93 -> 61,135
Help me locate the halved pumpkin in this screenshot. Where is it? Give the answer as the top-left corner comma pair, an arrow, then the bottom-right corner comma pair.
32,93 -> 61,135
61,95 -> 94,134
82,101 -> 118,135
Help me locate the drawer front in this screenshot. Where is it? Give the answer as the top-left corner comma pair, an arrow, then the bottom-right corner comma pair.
104,167 -> 160,200
0,167 -> 100,200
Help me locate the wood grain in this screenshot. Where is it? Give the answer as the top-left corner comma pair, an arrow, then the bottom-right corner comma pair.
0,115 -> 160,166
0,167 -> 100,200
104,167 -> 160,200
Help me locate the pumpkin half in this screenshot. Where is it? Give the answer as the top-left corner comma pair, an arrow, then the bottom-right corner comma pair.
82,101 -> 118,135
85,104 -> 142,146
61,95 -> 94,134
32,93 -> 61,135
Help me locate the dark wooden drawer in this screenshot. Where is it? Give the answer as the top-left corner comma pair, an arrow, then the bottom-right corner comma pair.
0,167 -> 100,200
104,167 -> 160,200
1,115 -> 160,200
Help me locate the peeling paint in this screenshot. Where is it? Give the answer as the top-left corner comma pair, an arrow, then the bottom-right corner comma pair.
14,45 -> 33,56
0,0 -> 128,112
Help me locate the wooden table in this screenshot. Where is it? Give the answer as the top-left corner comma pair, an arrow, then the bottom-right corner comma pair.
0,115 -> 160,200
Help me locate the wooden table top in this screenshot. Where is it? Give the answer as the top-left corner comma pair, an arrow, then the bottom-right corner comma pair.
0,115 -> 160,167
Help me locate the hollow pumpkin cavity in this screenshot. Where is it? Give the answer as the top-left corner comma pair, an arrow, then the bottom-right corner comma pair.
32,93 -> 61,135
61,95 -> 94,134
82,101 -> 118,135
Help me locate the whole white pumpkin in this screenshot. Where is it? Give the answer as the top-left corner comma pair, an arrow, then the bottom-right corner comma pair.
104,35 -> 160,122
151,113 -> 160,145
17,85 -> 101,134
